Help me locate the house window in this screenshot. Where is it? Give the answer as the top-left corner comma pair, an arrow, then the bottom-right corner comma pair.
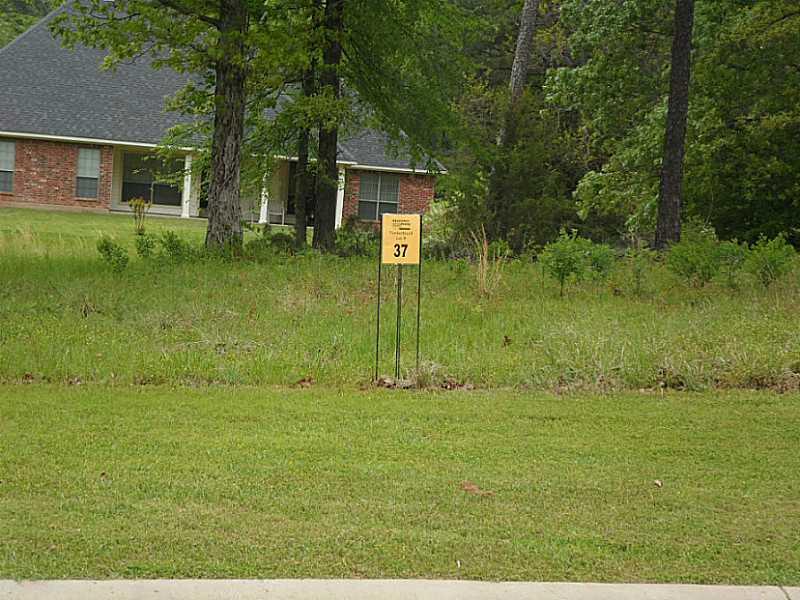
0,140 -> 15,193
358,173 -> 399,221
76,148 -> 100,199
122,153 -> 182,206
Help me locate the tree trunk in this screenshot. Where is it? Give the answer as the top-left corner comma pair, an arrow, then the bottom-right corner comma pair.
204,0 -> 248,251
655,0 -> 694,250
312,0 -> 344,252
294,67 -> 316,249
503,0 -> 539,146
487,0 -> 539,239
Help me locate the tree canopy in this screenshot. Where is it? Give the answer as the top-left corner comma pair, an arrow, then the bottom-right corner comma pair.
4,0 -> 799,251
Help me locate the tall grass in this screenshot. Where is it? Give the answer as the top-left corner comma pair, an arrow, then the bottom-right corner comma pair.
1,207 -> 799,391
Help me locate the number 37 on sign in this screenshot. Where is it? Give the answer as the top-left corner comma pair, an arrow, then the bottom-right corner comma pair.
381,214 -> 421,265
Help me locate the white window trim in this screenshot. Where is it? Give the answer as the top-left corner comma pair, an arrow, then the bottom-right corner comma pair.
76,148 -> 101,199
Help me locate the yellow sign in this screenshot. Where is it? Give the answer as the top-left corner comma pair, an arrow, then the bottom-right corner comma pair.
381,213 -> 421,265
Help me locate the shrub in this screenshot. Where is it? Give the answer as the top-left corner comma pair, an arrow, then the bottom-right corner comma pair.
585,242 -> 616,280
744,234 -> 796,287
159,231 -> 197,261
538,229 -> 613,297
335,217 -> 378,257
96,236 -> 129,273
624,242 -> 657,297
129,197 -> 152,235
134,233 -> 157,259
269,231 -> 297,255
242,236 -> 273,261
241,229 -> 302,260
666,226 -> 720,286
716,240 -> 749,289
423,201 -> 469,260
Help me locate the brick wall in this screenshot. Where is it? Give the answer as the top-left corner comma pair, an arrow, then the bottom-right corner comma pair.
342,169 -> 435,223
0,137 -> 113,209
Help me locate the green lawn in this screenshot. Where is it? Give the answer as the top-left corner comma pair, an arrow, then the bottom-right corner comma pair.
1,207 -> 799,391
1,207 -> 799,583
1,385 -> 798,583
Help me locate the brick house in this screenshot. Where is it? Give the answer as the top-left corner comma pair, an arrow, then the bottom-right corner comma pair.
0,8 -> 438,226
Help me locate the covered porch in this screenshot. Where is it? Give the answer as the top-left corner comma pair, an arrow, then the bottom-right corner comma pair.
110,146 -> 200,219
246,159 -> 345,229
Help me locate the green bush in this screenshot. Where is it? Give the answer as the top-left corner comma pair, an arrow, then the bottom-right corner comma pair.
423,201 -> 469,260
716,240 -> 749,289
624,244 -> 657,297
96,237 -> 129,273
241,229 -> 301,260
269,231 -> 298,255
666,227 -> 721,286
242,236 -> 274,261
334,217 -> 378,257
744,234 -> 796,287
586,242 -> 616,280
134,233 -> 157,259
538,229 -> 614,297
488,238 -> 512,261
159,231 -> 198,261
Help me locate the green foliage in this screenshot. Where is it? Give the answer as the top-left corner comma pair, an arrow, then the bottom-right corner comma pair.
159,230 -> 198,261
267,231 -> 297,255
333,217 -> 378,258
744,235 -> 797,288
423,200 -> 469,260
0,0 -> 55,47
134,233 -> 157,259
5,209 -> 800,394
96,236 -> 129,272
547,0 -> 800,244
242,229 -> 301,260
242,236 -> 273,261
716,240 -> 749,289
586,242 -> 616,281
624,242 -> 657,297
666,226 -> 721,287
538,229 -> 614,297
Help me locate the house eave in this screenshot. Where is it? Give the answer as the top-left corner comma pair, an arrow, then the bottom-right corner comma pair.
347,164 -> 444,175
0,130 -> 195,152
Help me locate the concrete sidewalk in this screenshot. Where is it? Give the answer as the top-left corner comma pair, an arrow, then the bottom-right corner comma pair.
0,580 -> 798,600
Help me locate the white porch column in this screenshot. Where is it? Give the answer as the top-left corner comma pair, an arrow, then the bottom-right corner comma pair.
335,167 -> 346,229
180,154 -> 193,219
259,174 -> 270,224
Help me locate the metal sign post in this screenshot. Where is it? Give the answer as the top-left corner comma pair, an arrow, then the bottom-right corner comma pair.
374,213 -> 423,381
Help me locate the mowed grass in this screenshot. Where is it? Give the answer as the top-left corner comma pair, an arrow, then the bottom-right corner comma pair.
1,207 -> 799,584
1,385 -> 799,583
2,207 -> 800,390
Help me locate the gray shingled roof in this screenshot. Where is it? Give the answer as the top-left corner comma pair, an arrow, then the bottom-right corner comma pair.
0,7 -> 194,146
0,7 -> 430,171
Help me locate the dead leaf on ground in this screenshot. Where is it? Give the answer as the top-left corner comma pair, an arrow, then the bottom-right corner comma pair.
442,378 -> 474,391
376,377 -> 414,389
297,377 -> 315,388
461,480 -> 495,497
654,479 -> 663,488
